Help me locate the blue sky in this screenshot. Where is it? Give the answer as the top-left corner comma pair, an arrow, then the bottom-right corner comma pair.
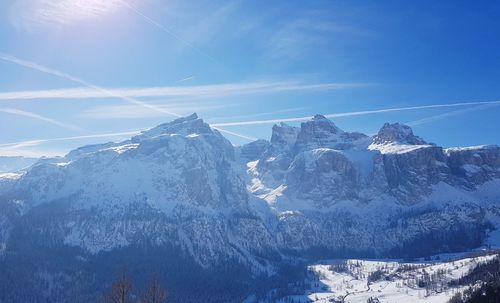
1,0 -> 499,157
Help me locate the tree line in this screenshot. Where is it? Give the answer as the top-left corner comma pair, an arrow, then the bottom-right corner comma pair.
448,254 -> 500,303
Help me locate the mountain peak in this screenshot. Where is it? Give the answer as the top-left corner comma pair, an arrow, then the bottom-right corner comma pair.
294,114 -> 345,150
303,114 -> 342,133
312,114 -> 328,120
132,113 -> 212,141
271,123 -> 300,145
268,123 -> 300,154
180,112 -> 199,121
373,122 -> 427,145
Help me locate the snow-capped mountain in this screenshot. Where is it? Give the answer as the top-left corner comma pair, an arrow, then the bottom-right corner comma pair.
245,115 -> 500,258
0,113 -> 499,302
0,114 -> 277,270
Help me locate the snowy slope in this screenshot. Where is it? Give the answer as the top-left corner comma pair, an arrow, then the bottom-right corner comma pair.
276,254 -> 498,303
0,114 -> 279,271
0,113 -> 499,272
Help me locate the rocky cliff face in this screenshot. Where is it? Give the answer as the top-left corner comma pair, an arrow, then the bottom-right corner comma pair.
0,114 -> 279,271
0,114 -> 499,273
372,122 -> 427,145
445,145 -> 500,187
245,116 -> 500,257
16,113 -> 248,211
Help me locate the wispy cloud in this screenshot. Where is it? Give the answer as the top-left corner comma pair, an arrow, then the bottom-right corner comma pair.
0,52 -> 269,141
3,99 -> 499,156
0,81 -> 366,101
0,127 -> 257,156
211,100 -> 500,127
80,102 -> 231,120
0,52 -> 181,117
0,130 -> 140,157
0,131 -> 140,152
0,138 -> 65,157
0,107 -> 81,131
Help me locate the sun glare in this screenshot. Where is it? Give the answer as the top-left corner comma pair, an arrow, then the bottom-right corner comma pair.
28,0 -> 123,26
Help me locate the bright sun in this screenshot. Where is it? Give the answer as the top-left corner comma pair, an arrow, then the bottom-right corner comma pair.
29,0 -> 123,26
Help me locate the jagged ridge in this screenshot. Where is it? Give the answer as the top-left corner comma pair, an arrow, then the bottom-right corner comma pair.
0,113 -> 499,272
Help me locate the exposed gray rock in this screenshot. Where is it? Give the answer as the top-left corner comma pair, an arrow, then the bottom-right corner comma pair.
238,139 -> 270,162
285,149 -> 361,203
269,122 -> 300,155
373,122 -> 428,145
381,146 -> 450,203
0,113 -> 499,274
446,145 -> 500,188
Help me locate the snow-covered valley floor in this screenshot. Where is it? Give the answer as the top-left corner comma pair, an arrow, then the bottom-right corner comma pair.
278,253 -> 498,303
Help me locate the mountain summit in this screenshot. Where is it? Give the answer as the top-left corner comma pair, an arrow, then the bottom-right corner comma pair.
0,114 -> 499,302
373,122 -> 428,145
132,113 -> 212,140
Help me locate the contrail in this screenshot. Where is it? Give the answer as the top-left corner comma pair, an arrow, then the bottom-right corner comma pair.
211,100 -> 500,127
0,131 -> 141,149
0,82 -> 363,101
406,103 -> 500,127
2,99 -> 499,152
117,1 -> 218,63
212,127 -> 257,141
0,108 -> 82,132
0,127 -> 256,151
0,52 -> 181,118
177,75 -> 196,83
0,52 -> 259,141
